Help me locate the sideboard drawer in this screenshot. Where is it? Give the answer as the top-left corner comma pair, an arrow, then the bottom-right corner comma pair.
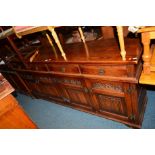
48,64 -> 80,74
80,65 -> 127,77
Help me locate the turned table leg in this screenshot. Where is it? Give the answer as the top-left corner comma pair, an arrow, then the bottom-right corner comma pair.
116,26 -> 126,61
142,32 -> 151,74
78,27 -> 90,59
48,27 -> 67,61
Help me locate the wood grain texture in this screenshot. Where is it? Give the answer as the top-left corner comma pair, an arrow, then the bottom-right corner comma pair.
139,71 -> 155,85
0,74 -> 14,100
0,94 -> 37,129
0,27 -> 147,128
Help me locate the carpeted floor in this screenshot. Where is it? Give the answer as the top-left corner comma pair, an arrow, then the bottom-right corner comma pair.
16,90 -> 155,129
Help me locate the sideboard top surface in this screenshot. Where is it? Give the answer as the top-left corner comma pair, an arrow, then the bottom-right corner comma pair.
25,38 -> 142,65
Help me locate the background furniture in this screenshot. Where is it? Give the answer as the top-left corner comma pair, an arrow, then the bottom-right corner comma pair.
0,73 -> 37,128
136,27 -> 155,85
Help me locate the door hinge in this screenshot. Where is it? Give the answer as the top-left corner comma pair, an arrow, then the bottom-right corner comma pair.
125,86 -> 135,94
129,114 -> 136,121
127,88 -> 132,94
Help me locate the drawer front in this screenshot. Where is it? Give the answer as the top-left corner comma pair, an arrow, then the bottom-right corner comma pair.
91,80 -> 123,92
48,64 -> 80,74
80,65 -> 127,77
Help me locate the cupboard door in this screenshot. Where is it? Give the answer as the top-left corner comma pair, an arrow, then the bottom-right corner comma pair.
85,79 -> 133,121
20,73 -> 38,93
21,73 -> 63,102
55,76 -> 93,111
34,75 -> 63,102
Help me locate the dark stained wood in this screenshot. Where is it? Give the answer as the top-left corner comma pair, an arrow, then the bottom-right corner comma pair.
84,79 -> 133,122
6,36 -> 28,68
1,71 -> 32,96
48,64 -> 80,74
29,38 -> 142,64
0,27 -> 147,128
80,64 -> 127,77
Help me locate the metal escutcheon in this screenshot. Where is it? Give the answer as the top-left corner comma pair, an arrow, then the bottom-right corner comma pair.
98,68 -> 105,75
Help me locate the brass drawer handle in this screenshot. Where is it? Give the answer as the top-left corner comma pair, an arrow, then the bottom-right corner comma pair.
61,67 -> 65,73
98,68 -> 105,75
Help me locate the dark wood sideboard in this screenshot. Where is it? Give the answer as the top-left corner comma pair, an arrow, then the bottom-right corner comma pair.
0,27 -> 147,128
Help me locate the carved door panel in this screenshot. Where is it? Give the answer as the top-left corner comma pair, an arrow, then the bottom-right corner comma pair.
85,79 -> 133,122
33,75 -> 63,102
55,76 -> 93,111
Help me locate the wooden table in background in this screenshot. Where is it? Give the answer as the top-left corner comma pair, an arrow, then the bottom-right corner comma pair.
0,73 -> 37,129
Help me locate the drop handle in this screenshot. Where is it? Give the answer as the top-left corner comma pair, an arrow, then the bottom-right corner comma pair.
98,68 -> 105,75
